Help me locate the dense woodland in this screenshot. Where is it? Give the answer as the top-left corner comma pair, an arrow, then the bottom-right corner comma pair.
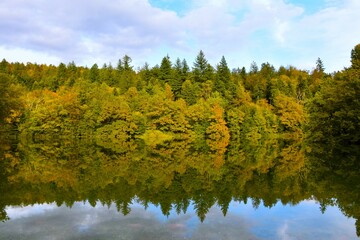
1,44 -> 359,148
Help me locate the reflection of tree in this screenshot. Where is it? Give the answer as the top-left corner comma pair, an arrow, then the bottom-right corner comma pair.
0,137 -> 19,222
307,141 -> 360,237
1,135 -> 359,236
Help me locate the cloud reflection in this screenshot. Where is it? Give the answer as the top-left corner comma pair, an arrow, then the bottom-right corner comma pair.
0,200 -> 357,240
1,201 -> 257,240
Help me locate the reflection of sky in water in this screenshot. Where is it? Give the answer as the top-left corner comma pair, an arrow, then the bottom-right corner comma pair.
0,200 -> 358,240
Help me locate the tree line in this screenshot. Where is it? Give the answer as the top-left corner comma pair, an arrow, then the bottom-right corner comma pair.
0,45 -> 359,148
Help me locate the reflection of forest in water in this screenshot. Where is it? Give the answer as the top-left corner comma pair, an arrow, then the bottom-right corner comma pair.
0,135 -> 359,236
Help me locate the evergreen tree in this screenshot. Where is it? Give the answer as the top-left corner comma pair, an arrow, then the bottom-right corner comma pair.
66,61 -> 77,86
0,59 -> 8,73
193,50 -> 210,83
214,56 -> 231,95
159,55 -> 173,83
182,58 -> 190,79
123,55 -> 133,71
260,62 -> 275,79
174,58 -> 182,74
117,59 -> 124,72
139,62 -> 151,85
89,63 -> 99,82
316,57 -> 325,72
118,55 -> 135,93
240,67 -> 247,79
171,58 -> 186,98
54,62 -> 67,89
181,58 -> 190,76
250,61 -> 258,74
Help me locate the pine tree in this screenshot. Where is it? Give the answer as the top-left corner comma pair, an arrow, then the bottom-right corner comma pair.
89,63 -> 99,83
193,50 -> 210,83
118,55 -> 135,93
250,61 -> 258,74
55,62 -> 67,88
214,56 -> 230,95
182,58 -> 189,78
159,55 -> 173,83
316,57 -> 325,72
117,59 -> 124,72
123,55 -> 133,71
0,59 -> 8,73
171,58 -> 186,98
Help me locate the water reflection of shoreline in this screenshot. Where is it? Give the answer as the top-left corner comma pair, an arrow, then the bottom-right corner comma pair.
1,200 -> 357,240
0,137 -> 359,237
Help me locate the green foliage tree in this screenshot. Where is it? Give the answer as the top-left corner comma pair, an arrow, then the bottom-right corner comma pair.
351,44 -> 360,70
89,63 -> 99,83
192,50 -> 213,83
316,57 -> 325,72
250,61 -> 258,74
307,44 -> 360,145
159,55 -> 173,84
0,59 -> 9,73
214,56 -> 231,96
118,55 -> 136,94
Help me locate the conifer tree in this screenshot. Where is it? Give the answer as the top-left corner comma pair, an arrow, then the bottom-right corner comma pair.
159,55 -> 173,83
0,59 -> 9,73
182,59 -> 190,78
214,56 -> 231,95
193,50 -> 210,83
89,63 -> 99,83
316,57 -> 325,73
250,61 -> 258,74
122,55 -> 133,71
171,58 -> 186,98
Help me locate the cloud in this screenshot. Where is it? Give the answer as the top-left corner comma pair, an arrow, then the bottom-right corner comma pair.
0,0 -> 183,65
0,0 -> 359,71
181,0 -> 304,67
277,222 -> 292,240
1,202 -> 258,240
284,0 -> 360,71
0,46 -> 61,64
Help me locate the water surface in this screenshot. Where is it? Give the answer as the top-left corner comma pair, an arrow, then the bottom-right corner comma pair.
0,137 -> 359,239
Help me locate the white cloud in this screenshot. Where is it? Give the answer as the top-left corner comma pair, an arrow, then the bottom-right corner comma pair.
6,203 -> 58,219
277,222 -> 293,240
0,46 -> 61,64
281,0 -> 360,71
0,0 -> 359,71
0,0 -> 184,66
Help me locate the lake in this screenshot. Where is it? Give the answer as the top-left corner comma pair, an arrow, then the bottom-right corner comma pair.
0,136 -> 359,239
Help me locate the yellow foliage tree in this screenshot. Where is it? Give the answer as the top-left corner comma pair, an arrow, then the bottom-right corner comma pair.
274,94 -> 306,133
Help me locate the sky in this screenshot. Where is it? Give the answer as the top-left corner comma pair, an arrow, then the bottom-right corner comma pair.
0,0 -> 359,72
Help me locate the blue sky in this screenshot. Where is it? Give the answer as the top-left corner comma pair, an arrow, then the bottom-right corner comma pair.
0,0 -> 359,72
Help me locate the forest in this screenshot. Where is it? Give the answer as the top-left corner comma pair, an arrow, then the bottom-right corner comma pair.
1,44 -> 359,148
0,44 -> 359,236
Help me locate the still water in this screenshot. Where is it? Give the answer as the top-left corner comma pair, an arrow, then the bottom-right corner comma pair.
0,137 -> 359,239
0,201 -> 357,239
